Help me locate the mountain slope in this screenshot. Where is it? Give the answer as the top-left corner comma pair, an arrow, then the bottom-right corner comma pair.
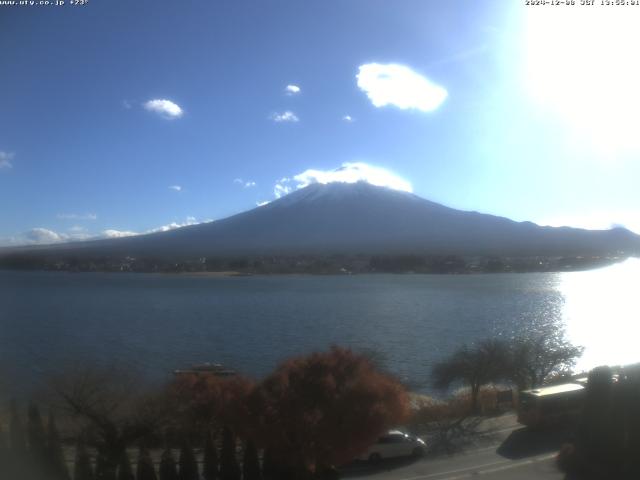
6,182 -> 640,258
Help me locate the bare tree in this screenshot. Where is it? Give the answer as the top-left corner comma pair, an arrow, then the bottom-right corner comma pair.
52,366 -> 166,480
432,339 -> 508,413
507,332 -> 583,390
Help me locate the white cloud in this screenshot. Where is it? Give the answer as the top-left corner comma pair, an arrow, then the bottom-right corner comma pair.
285,84 -> 301,95
148,216 -> 199,233
168,185 -> 182,192
57,213 -> 98,220
144,99 -> 184,119
0,151 -> 14,170
1,227 -> 94,246
270,111 -> 299,123
234,178 -> 257,188
5,217 -> 209,247
293,162 -> 412,192
274,177 -> 293,199
356,63 -> 447,112
101,229 -> 138,239
268,163 -> 412,201
256,200 -> 270,207
25,228 -> 65,244
99,216 -> 202,238
274,183 -> 292,199
342,115 -> 354,123
68,233 -> 92,241
103,216 -> 201,237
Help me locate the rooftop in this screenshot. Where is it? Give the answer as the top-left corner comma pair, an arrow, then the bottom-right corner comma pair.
522,383 -> 585,397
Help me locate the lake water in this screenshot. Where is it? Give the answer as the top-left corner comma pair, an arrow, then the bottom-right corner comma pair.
1,258 -> 638,397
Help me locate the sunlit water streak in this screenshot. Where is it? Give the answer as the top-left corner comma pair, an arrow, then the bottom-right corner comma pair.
560,257 -> 640,372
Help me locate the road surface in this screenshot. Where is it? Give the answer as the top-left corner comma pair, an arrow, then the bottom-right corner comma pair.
341,414 -> 568,480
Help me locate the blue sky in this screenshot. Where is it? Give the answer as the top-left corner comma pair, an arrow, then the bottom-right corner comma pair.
1,0 -> 640,245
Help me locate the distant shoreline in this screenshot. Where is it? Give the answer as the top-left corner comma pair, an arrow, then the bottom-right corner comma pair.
0,260 -> 630,277
0,252 -> 632,276
168,270 -> 250,277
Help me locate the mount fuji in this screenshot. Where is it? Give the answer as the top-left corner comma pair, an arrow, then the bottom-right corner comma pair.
5,182 -> 639,260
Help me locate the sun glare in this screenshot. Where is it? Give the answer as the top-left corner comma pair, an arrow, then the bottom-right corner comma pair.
525,7 -> 640,156
560,258 -> 640,372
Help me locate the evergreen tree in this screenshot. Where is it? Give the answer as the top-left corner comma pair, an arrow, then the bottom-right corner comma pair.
582,365 -> 615,464
219,427 -> 240,480
159,448 -> 179,480
74,438 -> 94,480
47,411 -> 70,480
261,448 -> 276,480
116,450 -> 134,480
97,447 -> 120,480
0,422 -> 9,480
623,368 -> 640,477
178,440 -> 199,480
136,447 -> 158,480
317,466 -> 340,480
242,440 -> 261,480
202,432 -> 219,480
9,400 -> 26,454
8,399 -> 29,478
27,403 -> 47,468
95,451 -> 111,480
261,449 -> 291,480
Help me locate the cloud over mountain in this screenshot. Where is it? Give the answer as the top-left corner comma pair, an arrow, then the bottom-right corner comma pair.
272,162 -> 412,200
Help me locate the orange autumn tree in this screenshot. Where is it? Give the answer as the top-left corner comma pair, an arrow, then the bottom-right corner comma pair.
250,346 -> 411,477
167,373 -> 255,435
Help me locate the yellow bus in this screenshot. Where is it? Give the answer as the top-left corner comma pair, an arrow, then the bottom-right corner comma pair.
517,383 -> 585,428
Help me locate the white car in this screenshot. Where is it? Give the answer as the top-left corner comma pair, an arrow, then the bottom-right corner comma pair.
358,430 -> 427,463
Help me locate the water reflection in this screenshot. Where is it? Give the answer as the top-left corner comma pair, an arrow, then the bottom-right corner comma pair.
560,257 -> 640,372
